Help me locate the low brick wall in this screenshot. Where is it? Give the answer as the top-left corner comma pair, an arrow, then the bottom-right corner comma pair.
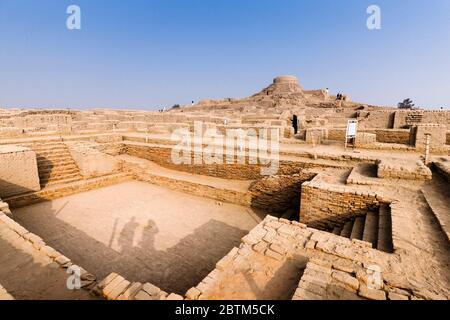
93,272 -> 183,300
377,159 -> 432,180
300,181 -> 380,230
0,210 -> 97,295
327,128 -> 410,145
327,129 -> 346,141
4,173 -> 131,209
0,145 -> 41,198
369,129 -> 410,145
124,143 -> 337,180
122,162 -> 252,206
248,172 -> 316,215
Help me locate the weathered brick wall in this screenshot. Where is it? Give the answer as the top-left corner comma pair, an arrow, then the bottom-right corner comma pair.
4,173 -> 131,208
433,161 -> 450,183
300,182 -> 380,230
327,129 -> 346,141
394,110 -> 450,129
359,110 -> 395,129
368,129 -> 410,144
248,172 -> 316,214
327,128 -> 410,145
413,124 -> 447,152
122,161 -> 252,206
91,142 -> 126,156
377,159 -> 432,180
124,143 -> 336,180
0,146 -> 41,198
355,132 -> 376,147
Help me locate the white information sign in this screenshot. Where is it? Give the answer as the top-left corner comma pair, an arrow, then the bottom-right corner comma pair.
345,119 -> 358,149
346,120 -> 358,138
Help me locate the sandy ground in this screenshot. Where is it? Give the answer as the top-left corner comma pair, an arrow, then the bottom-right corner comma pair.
13,181 -> 261,294
0,222 -> 95,300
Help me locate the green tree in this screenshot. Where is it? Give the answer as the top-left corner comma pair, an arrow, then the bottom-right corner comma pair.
398,98 -> 415,109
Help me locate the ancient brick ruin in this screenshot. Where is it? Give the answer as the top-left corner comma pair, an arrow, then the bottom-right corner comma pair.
0,76 -> 449,300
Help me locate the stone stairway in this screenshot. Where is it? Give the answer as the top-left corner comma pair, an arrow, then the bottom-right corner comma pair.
23,142 -> 83,188
331,204 -> 393,253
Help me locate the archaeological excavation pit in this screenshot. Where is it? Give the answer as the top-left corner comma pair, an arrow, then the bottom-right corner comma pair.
11,180 -> 261,294
1,75 -> 449,301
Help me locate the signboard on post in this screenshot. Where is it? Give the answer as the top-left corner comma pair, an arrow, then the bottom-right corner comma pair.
345,119 -> 358,149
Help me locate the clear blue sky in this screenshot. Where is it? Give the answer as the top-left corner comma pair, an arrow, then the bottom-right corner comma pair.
1,0 -> 449,110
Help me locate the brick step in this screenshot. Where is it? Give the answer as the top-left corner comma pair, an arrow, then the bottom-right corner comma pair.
40,176 -> 83,187
377,205 -> 393,253
38,161 -> 78,171
39,167 -> 80,179
32,145 -> 67,151
37,154 -> 74,162
340,220 -> 354,238
350,216 -> 365,240
362,211 -> 378,247
37,155 -> 73,164
36,151 -> 71,159
40,172 -> 83,183
37,160 -> 78,170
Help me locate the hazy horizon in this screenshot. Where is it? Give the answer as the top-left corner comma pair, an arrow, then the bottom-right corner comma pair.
1,0 -> 449,110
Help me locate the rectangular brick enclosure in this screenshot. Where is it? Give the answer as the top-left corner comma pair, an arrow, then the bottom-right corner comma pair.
12,181 -> 259,294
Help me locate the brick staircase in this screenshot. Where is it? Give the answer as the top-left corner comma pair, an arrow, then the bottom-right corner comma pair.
23,142 -> 83,188
331,204 -> 393,253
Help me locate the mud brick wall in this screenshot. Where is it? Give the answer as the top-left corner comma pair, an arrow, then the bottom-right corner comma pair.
248,172 -> 316,214
377,159 -> 432,180
300,182 -> 380,230
368,129 -> 410,145
328,128 -> 410,145
122,161 -> 252,206
433,161 -> 450,183
124,143 -> 336,180
394,110 -> 450,129
0,146 -> 41,198
4,173 -> 131,209
355,132 -> 376,147
91,142 -> 126,156
322,128 -> 346,142
446,132 -> 450,145
413,124 -> 447,152
359,110 -> 395,129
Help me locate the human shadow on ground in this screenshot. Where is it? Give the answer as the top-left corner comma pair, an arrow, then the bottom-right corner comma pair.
13,198 -> 248,294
